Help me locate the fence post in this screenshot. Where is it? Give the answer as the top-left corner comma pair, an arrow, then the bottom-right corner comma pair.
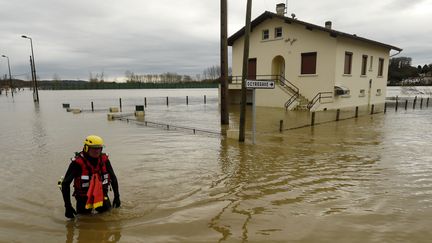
166,97 -> 169,106
370,104 -> 375,115
355,106 -> 359,118
413,96 -> 417,110
395,96 -> 398,112
279,120 -> 284,132
336,109 -> 340,121
186,96 -> 189,105
427,97 -> 430,107
405,100 -> 408,110
144,97 -> 147,108
204,95 -> 207,104
420,97 -> 423,109
119,98 -> 122,112
384,102 -> 387,113
91,101 -> 94,112
311,112 -> 316,126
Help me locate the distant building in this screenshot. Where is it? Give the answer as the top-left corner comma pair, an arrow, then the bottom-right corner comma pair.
224,3 -> 402,111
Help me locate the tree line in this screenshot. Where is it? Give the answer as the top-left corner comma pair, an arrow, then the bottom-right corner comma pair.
82,65 -> 231,83
388,57 -> 432,85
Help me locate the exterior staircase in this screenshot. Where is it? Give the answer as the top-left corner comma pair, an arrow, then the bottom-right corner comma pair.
292,95 -> 310,110
276,76 -> 310,111
227,74 -> 333,111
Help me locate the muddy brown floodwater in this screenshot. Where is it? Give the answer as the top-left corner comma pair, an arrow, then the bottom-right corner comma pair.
1,89 -> 432,242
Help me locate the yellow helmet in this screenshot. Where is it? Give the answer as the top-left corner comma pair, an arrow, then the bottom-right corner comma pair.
83,135 -> 104,152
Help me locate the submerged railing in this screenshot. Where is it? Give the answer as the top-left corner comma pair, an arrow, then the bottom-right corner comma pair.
307,92 -> 333,110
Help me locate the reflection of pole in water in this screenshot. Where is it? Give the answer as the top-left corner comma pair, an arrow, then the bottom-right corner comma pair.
210,138 -> 253,241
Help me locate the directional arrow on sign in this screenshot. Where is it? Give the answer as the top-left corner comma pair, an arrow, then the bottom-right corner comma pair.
246,80 -> 275,89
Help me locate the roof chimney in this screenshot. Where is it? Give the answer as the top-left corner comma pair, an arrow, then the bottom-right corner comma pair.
325,21 -> 332,29
276,3 -> 286,16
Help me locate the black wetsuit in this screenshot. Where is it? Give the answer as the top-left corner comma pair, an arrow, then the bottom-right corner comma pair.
61,152 -> 120,214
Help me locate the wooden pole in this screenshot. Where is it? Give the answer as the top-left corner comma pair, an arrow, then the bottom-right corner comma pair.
355,106 -> 359,118
220,0 -> 229,125
279,119 -> 284,132
420,97 -> 423,109
370,104 -> 375,114
144,97 -> 147,108
204,95 -> 207,104
311,112 -> 316,126
395,96 -> 398,112
336,109 -> 340,121
413,96 -> 417,110
186,96 -> 189,105
91,101 -> 94,112
166,96 -> 169,106
239,0 -> 252,142
119,98 -> 122,112
405,100 -> 408,110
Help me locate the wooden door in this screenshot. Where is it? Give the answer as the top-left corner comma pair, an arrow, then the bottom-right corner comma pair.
248,58 -> 257,80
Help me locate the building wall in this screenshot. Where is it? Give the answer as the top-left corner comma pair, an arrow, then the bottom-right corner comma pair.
256,85 -> 293,107
232,18 -> 337,102
322,37 -> 390,110
230,16 -> 391,110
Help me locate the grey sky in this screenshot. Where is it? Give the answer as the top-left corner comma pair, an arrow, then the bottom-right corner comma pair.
0,0 -> 430,80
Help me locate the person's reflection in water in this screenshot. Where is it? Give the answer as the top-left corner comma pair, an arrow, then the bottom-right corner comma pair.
65,216 -> 121,243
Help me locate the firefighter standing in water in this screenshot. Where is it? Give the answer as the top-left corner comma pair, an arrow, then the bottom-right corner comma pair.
61,135 -> 120,219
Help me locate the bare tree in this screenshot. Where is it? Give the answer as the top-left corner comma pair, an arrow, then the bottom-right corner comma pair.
53,73 -> 61,81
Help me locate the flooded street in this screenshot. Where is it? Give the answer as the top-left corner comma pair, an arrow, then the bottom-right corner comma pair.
1,89 -> 432,242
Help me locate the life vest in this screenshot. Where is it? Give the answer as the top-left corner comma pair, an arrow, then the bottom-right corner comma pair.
73,152 -> 111,197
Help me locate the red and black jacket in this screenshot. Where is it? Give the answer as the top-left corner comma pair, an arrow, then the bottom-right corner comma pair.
72,152 -> 111,197
61,152 -> 120,208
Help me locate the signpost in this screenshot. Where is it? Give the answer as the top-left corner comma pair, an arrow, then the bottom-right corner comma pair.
246,80 -> 275,144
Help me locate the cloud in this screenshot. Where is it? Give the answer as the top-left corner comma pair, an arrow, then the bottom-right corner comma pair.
0,0 -> 430,80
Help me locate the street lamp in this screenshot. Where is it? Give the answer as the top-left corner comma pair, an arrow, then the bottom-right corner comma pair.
21,35 -> 39,102
1,55 -> 12,81
1,55 -> 13,97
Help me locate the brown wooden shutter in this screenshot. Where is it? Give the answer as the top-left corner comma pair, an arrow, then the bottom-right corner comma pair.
301,52 -> 317,74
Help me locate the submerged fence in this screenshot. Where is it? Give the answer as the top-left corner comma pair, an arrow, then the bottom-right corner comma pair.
280,96 -> 431,131
384,96 -> 430,112
112,116 -> 220,136
62,95 -> 217,113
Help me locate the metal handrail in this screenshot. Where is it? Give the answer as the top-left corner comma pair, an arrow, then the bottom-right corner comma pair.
284,92 -> 299,110
307,91 -> 333,110
229,75 -> 301,110
229,75 -> 299,93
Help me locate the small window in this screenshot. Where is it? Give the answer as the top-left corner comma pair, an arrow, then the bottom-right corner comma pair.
275,27 -> 282,38
361,55 -> 368,76
344,52 -> 353,74
378,58 -> 384,77
376,89 -> 382,96
301,52 -> 317,75
369,56 -> 374,71
359,89 -> 365,97
262,29 -> 269,40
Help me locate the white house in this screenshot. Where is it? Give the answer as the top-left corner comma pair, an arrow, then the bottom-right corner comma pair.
225,3 -> 402,111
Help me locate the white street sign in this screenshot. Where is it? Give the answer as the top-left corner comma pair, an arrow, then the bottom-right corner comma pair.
246,80 -> 275,89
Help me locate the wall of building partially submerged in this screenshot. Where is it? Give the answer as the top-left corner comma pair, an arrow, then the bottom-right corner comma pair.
230,16 -> 391,110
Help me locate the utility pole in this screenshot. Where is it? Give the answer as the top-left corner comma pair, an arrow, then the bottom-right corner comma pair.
22,35 -> 39,102
239,0 -> 252,142
30,56 -> 35,96
220,0 -> 229,125
1,55 -> 13,97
